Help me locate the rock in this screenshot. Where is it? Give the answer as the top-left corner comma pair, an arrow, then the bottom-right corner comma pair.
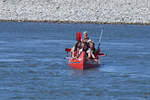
0,0 -> 150,24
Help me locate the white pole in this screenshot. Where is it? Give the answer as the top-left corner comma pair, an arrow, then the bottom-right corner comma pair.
98,29 -> 103,49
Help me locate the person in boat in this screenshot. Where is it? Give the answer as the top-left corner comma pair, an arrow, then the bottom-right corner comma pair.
87,41 -> 96,59
70,40 -> 82,58
78,42 -> 89,56
82,31 -> 92,43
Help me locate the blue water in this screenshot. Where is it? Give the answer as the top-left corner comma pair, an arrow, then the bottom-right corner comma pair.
0,22 -> 150,100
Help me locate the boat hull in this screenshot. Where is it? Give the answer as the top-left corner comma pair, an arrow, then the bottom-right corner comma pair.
68,52 -> 100,70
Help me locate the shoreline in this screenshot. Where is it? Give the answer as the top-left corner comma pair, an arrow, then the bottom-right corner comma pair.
1,0 -> 150,25
0,19 -> 150,25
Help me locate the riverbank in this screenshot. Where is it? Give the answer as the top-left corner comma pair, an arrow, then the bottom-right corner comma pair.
0,0 -> 150,25
1,19 -> 150,25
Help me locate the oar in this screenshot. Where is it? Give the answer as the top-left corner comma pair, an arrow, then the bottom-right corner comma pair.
98,53 -> 105,56
65,48 -> 105,56
65,32 -> 81,58
65,32 -> 81,52
65,48 -> 71,52
64,48 -> 71,59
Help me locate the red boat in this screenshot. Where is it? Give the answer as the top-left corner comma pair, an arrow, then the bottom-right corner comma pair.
65,31 -> 104,70
68,51 -> 100,70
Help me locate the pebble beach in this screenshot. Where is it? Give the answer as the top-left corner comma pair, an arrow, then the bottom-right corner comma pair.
0,0 -> 150,24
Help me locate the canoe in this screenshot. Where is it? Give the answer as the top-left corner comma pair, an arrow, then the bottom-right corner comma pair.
68,51 -> 100,70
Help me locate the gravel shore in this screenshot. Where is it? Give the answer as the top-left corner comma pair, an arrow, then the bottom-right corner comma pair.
0,0 -> 150,24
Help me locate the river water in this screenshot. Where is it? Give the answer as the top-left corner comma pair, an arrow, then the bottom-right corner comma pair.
0,22 -> 150,100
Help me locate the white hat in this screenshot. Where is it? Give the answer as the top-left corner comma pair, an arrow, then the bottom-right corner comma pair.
83,31 -> 88,34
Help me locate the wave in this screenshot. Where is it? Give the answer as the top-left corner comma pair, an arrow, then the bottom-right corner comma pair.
0,59 -> 23,62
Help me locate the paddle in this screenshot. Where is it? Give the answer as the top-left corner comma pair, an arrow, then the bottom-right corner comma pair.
98,53 -> 105,56
65,32 -> 81,53
76,32 -> 81,41
65,48 -> 71,52
64,48 -> 71,59
65,48 -> 105,57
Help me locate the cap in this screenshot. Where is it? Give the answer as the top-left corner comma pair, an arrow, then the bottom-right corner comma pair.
83,31 -> 88,34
